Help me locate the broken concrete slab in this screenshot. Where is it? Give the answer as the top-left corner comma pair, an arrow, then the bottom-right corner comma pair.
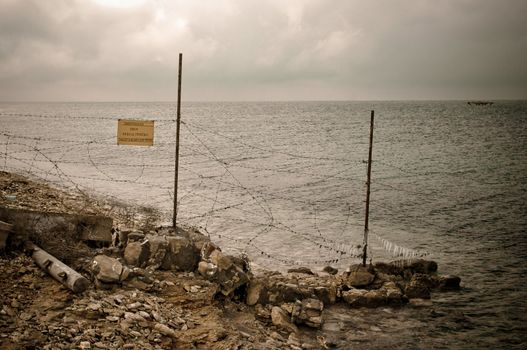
0,206 -> 112,243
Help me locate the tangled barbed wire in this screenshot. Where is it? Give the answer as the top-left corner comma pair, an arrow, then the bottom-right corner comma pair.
0,111 -> 442,269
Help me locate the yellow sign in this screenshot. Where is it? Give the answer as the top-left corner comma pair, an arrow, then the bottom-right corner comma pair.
117,119 -> 154,146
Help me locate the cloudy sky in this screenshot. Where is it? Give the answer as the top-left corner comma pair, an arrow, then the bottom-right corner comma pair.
0,0 -> 526,101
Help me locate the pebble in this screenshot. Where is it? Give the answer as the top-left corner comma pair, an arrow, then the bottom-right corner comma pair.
129,330 -> 142,337
153,323 -> 176,338
79,341 -> 91,349
127,302 -> 142,310
138,311 -> 150,319
19,312 -> 33,321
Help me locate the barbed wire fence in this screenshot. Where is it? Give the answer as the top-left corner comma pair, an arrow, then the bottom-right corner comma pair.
0,110 -> 438,271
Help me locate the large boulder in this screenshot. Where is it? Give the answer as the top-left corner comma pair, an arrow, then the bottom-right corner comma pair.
92,255 -> 129,283
145,234 -> 168,268
346,265 -> 375,288
162,236 -> 200,271
124,241 -> 150,268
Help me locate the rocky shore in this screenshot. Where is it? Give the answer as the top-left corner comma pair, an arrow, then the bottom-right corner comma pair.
0,171 -> 461,349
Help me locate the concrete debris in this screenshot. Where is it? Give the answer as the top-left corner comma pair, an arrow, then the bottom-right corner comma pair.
26,241 -> 90,293
0,206 -> 113,243
92,255 -> 130,284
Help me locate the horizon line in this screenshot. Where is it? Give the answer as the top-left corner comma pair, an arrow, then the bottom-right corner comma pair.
0,98 -> 523,103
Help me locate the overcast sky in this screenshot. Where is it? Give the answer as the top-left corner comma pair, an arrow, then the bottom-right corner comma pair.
0,0 -> 526,101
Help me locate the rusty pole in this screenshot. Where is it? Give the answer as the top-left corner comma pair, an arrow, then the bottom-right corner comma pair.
173,53 -> 183,229
362,110 -> 374,266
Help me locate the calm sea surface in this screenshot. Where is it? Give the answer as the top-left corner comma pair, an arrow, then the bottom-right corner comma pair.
1,101 -> 526,348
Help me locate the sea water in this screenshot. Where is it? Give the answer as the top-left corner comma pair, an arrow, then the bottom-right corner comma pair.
1,100 -> 526,348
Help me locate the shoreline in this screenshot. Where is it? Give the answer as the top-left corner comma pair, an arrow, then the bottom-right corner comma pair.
0,171 -> 462,349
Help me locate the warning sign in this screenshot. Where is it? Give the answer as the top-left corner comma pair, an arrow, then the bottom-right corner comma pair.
117,119 -> 154,146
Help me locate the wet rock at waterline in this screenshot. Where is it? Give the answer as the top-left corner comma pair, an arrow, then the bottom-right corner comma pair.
346,264 -> 375,287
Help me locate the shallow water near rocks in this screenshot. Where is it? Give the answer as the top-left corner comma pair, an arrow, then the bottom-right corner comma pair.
1,100 -> 526,348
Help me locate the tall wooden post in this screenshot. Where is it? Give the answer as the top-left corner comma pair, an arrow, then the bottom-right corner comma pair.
362,110 -> 374,266
173,53 -> 183,229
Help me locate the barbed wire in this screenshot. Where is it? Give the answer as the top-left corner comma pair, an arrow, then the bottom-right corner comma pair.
0,112 -> 177,122
2,109 -> 493,268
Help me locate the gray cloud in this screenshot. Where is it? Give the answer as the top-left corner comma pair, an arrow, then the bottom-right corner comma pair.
0,0 -> 526,101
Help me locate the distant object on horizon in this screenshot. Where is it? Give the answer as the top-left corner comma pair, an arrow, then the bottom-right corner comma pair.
467,101 -> 494,106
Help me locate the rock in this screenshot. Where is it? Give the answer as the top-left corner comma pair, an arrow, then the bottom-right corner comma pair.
126,231 -> 145,244
287,267 -> 314,275
400,259 -> 438,275
287,333 -> 302,347
154,323 -> 176,338
79,341 -> 91,349
291,298 -> 324,328
144,235 -> 168,268
363,290 -> 387,308
255,304 -> 271,319
124,241 -> 150,268
342,287 -> 396,308
405,274 -> 433,299
382,282 -> 406,305
268,282 -> 310,304
92,255 -> 130,283
341,288 -> 368,307
209,249 -> 233,270
197,261 -> 217,278
162,236 -> 200,271
437,275 -> 461,290
246,279 -> 268,306
201,249 -> 250,296
347,265 -> 375,288
271,306 -> 298,333
314,286 -> 336,305
322,266 -> 338,275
